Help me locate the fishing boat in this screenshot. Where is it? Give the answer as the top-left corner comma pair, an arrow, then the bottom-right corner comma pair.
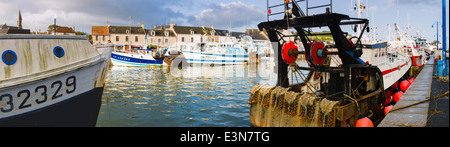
181,42 -> 249,65
388,24 -> 428,67
248,0 -> 412,127
110,48 -> 167,67
0,35 -> 111,127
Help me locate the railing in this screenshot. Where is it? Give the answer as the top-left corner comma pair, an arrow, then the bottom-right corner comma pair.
266,0 -> 333,21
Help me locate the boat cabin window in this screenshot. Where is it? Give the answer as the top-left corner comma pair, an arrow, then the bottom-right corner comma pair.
374,49 -> 378,57
200,43 -> 206,52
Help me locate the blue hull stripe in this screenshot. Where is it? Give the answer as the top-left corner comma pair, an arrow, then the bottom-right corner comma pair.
112,58 -> 165,66
183,51 -> 248,58
111,53 -> 164,65
187,59 -> 247,63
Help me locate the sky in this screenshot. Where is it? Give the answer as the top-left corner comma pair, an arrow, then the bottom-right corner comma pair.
0,0 -> 448,43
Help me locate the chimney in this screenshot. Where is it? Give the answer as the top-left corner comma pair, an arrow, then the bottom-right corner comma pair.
107,21 -> 110,27
154,25 -> 157,29
170,22 -> 174,29
141,23 -> 145,29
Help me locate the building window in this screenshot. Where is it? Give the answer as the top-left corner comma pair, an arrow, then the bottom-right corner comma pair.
125,36 -> 129,42
95,35 -> 98,41
212,38 -> 215,42
151,31 -> 155,36
158,38 -> 161,43
116,36 -> 119,42
190,30 -> 194,35
181,37 -> 185,42
191,37 -> 194,43
126,30 -> 130,34
165,38 -> 168,43
102,35 -> 105,41
165,31 -> 169,37
151,38 -> 154,43
135,36 -> 138,42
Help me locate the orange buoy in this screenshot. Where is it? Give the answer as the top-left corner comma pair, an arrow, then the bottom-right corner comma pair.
400,80 -> 410,92
384,104 -> 394,115
282,41 -> 298,64
356,115 -> 374,127
393,91 -> 403,102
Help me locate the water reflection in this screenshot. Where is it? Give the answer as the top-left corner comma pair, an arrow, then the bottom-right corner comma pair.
97,61 -> 280,127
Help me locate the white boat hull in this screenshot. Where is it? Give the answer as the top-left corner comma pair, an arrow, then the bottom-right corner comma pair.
359,46 -> 412,90
111,51 -> 166,67
182,51 -> 248,65
0,35 -> 109,126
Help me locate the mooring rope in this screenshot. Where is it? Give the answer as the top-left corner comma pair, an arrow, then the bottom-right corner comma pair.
390,90 -> 449,113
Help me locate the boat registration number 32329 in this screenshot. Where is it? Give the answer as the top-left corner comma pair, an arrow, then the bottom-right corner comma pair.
0,76 -> 76,113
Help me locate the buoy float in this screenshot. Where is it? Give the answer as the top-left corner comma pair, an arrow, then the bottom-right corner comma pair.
356,115 -> 374,127
393,91 -> 404,102
409,77 -> 415,84
384,90 -> 393,106
390,81 -> 399,91
282,41 -> 298,64
400,80 -> 410,92
385,104 -> 394,115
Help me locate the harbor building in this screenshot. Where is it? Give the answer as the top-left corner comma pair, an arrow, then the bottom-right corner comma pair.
92,22 -> 147,50
91,21 -> 269,50
52,26 -> 76,35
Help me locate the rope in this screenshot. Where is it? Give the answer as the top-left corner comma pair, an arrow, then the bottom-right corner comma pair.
390,90 -> 449,113
343,94 -> 361,115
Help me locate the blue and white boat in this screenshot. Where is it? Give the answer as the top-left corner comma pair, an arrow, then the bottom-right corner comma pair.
181,43 -> 248,65
111,49 -> 167,67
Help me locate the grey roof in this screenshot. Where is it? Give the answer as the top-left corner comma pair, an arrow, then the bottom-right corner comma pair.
109,26 -> 145,34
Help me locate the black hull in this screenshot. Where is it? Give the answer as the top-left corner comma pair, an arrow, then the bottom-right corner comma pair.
0,87 -> 104,127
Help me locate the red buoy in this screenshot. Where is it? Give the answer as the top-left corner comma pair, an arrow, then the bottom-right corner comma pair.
356,115 -> 374,127
385,104 -> 394,115
384,90 -> 393,106
393,91 -> 404,102
409,77 -> 415,84
390,81 -> 399,91
282,41 -> 298,64
400,80 -> 410,92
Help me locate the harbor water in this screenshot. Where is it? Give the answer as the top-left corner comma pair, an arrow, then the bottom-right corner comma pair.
96,61 -> 284,127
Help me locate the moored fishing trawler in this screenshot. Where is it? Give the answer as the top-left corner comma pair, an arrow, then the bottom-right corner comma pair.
248,0 -> 412,127
387,24 -> 428,67
110,48 -> 167,67
0,35 -> 111,127
182,42 -> 249,65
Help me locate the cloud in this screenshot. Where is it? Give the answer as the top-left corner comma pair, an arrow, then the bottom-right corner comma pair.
387,0 -> 441,6
0,0 -> 188,33
189,1 -> 266,30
